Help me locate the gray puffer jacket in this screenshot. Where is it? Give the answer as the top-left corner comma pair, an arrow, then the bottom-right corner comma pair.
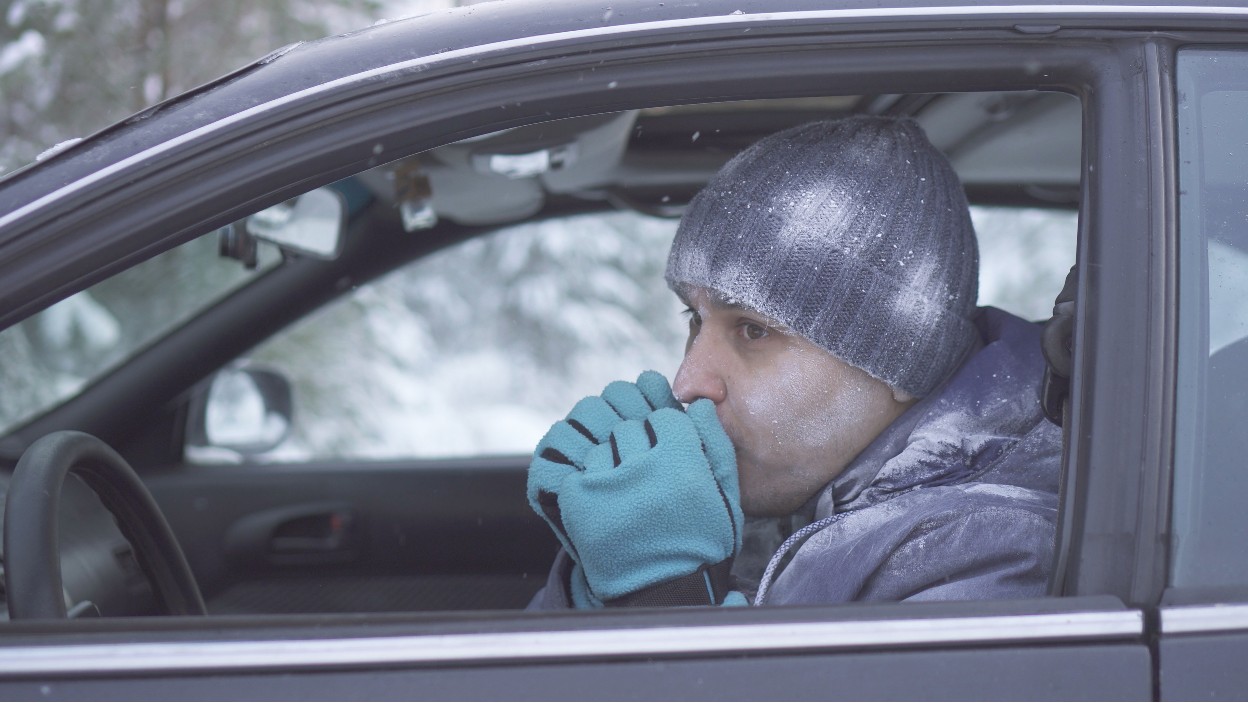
532,307 -> 1061,608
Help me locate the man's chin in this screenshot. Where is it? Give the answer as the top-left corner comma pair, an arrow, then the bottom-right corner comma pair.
739,467 -> 821,517
737,460 -> 782,517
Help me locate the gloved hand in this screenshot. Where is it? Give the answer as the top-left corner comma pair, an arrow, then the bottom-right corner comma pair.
528,371 -> 743,608
528,370 -> 682,559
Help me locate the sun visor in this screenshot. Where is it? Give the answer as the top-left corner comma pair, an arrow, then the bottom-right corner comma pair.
420,111 -> 638,226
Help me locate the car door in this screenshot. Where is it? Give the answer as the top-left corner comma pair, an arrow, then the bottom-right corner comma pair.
0,2 -> 1192,698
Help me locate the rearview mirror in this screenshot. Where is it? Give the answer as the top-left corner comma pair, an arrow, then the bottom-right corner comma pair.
247,187 -> 346,260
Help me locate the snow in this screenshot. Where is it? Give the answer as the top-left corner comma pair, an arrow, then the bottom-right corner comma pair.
0,29 -> 45,75
205,369 -> 290,447
1208,239 -> 1248,354
6,1 -> 28,27
973,206 -> 1077,320
226,210 -> 688,463
51,5 -> 77,33
36,137 -> 82,162
37,291 -> 121,352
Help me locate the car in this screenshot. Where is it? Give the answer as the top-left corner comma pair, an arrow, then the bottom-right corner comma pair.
0,0 -> 1245,698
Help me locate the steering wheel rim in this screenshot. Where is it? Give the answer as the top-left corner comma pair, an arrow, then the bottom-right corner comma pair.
4,430 -> 206,619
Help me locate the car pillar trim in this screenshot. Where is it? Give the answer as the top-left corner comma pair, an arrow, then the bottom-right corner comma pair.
0,610 -> 1143,677
3,3 -> 1247,233
1160,604 -> 1248,634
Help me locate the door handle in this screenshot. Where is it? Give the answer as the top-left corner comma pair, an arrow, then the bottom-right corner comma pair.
225,502 -> 358,567
270,509 -> 354,554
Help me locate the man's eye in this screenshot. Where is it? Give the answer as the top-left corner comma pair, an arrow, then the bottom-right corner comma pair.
741,322 -> 769,340
683,307 -> 702,328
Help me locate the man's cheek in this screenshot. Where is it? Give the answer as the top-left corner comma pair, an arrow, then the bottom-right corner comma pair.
735,458 -> 766,510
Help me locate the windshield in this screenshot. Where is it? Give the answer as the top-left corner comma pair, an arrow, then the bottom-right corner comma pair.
0,233 -> 279,435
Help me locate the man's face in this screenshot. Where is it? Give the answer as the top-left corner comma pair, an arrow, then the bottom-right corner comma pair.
672,286 -> 914,517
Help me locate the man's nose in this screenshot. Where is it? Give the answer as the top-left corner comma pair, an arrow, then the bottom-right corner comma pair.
672,337 -> 728,404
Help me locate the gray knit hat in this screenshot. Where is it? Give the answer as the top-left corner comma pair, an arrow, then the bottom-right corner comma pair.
666,117 -> 979,398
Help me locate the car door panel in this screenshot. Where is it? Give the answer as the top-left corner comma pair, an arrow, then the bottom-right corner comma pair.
0,644 -> 1153,701
1159,606 -> 1248,701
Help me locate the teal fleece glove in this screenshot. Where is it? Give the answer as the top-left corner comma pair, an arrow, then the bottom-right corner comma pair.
528,372 -> 743,608
528,371 -> 682,559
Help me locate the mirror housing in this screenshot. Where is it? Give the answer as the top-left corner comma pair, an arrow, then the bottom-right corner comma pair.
217,187 -> 347,267
248,188 -> 347,260
186,366 -> 293,458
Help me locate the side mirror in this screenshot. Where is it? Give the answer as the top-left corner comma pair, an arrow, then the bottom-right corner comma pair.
186,366 -> 293,459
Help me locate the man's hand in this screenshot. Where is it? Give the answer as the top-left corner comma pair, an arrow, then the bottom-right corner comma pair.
528,370 -> 682,560
527,372 -> 743,607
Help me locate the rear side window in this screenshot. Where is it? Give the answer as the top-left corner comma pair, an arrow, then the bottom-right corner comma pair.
1172,48 -> 1248,591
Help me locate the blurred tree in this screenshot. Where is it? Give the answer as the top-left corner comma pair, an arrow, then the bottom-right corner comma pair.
0,0 -> 385,174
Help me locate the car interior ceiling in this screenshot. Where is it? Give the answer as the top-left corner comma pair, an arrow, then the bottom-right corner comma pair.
360,90 -> 1082,231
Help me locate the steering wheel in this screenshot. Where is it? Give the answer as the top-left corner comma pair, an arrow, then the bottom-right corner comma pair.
3,431 -> 206,619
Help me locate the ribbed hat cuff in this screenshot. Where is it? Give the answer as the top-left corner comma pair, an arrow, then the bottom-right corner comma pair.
665,265 -> 976,398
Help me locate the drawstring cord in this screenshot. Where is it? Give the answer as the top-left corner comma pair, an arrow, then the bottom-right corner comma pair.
752,513 -> 846,605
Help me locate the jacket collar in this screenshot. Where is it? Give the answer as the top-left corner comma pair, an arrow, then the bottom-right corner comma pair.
815,307 -> 1048,519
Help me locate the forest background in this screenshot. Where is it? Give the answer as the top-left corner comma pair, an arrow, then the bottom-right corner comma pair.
1,0 -> 465,174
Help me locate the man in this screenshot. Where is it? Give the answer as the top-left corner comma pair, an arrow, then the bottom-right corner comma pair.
527,117 -> 1061,609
